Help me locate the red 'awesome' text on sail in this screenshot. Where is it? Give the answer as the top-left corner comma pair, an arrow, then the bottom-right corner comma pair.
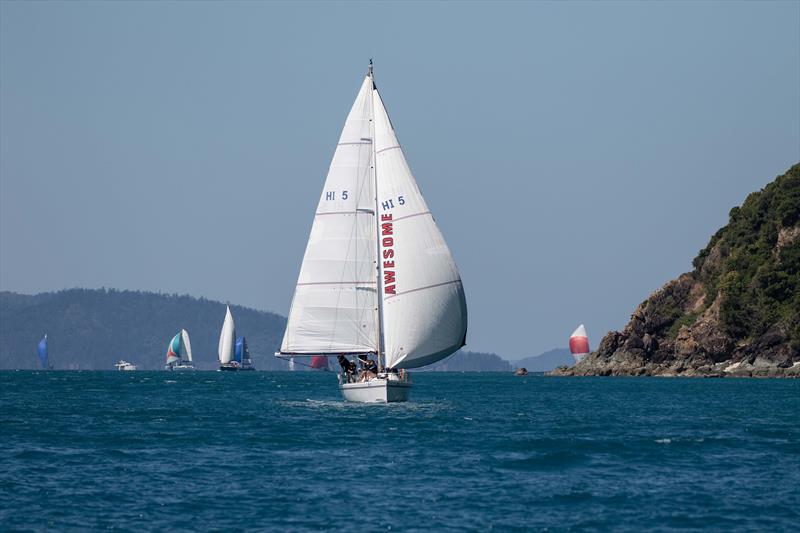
381,214 -> 396,295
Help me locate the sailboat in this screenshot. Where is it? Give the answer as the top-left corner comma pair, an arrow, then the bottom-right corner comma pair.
276,62 -> 468,402
310,356 -> 329,371
37,334 -> 52,370
234,336 -> 256,371
218,305 -> 240,371
569,324 -> 590,363
164,329 -> 195,371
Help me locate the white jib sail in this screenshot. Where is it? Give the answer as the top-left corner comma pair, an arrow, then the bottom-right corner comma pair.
280,75 -> 379,355
181,329 -> 193,362
372,87 -> 467,369
218,305 -> 236,364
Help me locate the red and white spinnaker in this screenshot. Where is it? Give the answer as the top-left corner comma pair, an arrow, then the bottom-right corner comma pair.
569,324 -> 590,363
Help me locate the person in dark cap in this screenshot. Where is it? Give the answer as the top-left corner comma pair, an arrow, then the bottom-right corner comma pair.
338,354 -> 356,382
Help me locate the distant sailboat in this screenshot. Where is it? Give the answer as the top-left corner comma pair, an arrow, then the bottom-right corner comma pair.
234,336 -> 256,371
37,334 -> 51,370
276,62 -> 468,402
218,305 -> 240,371
164,329 -> 195,371
569,324 -> 590,363
310,356 -> 329,371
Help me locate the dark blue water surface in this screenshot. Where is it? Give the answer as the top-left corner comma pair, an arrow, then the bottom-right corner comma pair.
1,372 -> 798,531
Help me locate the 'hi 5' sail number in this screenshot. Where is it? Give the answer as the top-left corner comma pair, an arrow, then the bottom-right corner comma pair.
324,191 -> 406,213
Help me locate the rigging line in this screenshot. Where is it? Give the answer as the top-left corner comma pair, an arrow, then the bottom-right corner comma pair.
376,145 -> 401,155
315,211 -> 373,217
296,281 -> 376,286
393,210 -> 431,223
384,279 -> 462,300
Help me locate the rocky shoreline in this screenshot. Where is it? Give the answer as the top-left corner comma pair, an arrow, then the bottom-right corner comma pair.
552,164 -> 800,378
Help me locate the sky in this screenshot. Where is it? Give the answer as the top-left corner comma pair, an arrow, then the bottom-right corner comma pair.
1,1 -> 798,360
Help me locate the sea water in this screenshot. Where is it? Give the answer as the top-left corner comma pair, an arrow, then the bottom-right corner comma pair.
1,372 -> 798,531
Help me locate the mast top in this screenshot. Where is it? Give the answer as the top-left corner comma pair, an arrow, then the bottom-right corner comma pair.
368,58 -> 373,78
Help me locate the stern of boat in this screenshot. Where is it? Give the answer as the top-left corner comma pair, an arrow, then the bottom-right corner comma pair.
339,371 -> 411,403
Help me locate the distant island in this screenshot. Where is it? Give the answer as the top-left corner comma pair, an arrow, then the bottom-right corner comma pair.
0,288 -> 565,372
514,348 -> 573,372
554,163 -> 800,378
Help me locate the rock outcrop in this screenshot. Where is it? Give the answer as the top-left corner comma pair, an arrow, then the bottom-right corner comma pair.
553,163 -> 800,378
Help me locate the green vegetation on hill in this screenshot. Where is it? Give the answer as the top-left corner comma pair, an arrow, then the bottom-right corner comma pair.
694,163 -> 800,347
557,163 -> 800,377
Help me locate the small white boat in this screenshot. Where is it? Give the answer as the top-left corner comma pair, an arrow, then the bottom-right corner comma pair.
164,329 -> 195,371
116,360 -> 137,371
569,324 -> 590,363
276,62 -> 468,402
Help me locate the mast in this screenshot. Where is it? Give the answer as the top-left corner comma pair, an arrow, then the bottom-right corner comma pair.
369,59 -> 386,372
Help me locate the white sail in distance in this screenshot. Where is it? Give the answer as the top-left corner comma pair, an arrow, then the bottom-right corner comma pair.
218,305 -> 236,364
181,329 -> 193,362
280,75 -> 379,355
372,86 -> 467,369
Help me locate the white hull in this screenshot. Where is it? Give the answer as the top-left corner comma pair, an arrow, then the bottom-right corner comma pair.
339,374 -> 411,403
165,364 -> 195,371
219,361 -> 256,371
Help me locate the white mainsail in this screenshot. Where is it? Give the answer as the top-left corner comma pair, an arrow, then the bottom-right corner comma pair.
279,66 -> 467,371
372,88 -> 467,369
181,329 -> 193,362
280,76 -> 379,355
218,305 -> 236,364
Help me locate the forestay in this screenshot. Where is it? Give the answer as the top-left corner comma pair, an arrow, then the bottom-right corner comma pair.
280,76 -> 379,355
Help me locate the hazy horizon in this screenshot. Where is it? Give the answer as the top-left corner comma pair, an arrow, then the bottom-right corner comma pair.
2,1 -> 798,360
